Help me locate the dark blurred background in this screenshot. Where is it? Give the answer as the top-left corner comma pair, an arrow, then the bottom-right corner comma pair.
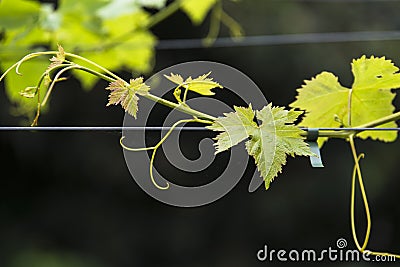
1,0 -> 400,266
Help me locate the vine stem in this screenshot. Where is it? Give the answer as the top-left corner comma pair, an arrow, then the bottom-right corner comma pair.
300,110 -> 400,139
6,50 -> 400,132
144,93 -> 216,121
63,52 -> 217,121
1,50 -> 217,123
145,0 -> 183,29
354,110 -> 400,129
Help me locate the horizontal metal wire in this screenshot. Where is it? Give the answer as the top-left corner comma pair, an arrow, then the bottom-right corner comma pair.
315,127 -> 400,131
2,31 -> 400,57
156,31 -> 400,50
0,127 -> 399,131
0,126 -> 205,131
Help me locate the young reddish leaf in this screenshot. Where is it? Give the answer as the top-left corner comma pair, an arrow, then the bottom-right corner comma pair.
48,44 -> 66,69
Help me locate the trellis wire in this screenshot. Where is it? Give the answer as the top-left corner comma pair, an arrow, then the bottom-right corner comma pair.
2,31 -> 400,56
156,31 -> 400,50
0,127 -> 399,131
0,127 -> 203,131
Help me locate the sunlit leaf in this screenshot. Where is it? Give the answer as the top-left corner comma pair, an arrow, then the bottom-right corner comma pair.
208,103 -> 312,189
106,77 -> 150,118
165,72 -> 222,96
186,72 -> 222,95
39,3 -> 61,31
73,30 -> 155,90
102,11 -> 149,36
290,56 -> 400,145
181,0 -> 217,25
246,104 -> 312,189
97,0 -> 141,20
207,105 -> 257,153
164,73 -> 184,85
0,0 -> 41,29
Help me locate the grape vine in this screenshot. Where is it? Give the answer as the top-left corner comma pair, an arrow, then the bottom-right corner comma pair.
0,0 -> 242,119
1,46 -> 400,260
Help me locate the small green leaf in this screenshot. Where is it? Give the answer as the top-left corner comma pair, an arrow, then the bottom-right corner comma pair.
181,0 -> 217,25
164,72 -> 222,96
207,105 -> 257,153
186,72 -> 223,95
164,73 -> 184,85
106,77 -> 150,118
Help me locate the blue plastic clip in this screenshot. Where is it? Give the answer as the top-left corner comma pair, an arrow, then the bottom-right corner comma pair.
306,128 -> 324,168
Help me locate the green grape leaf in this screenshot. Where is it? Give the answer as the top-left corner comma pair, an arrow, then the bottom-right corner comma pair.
102,11 -> 149,36
246,105 -> 312,189
72,30 -> 155,90
208,103 -> 312,189
164,72 -> 222,96
39,3 -> 61,31
181,0 -> 217,25
106,77 -> 150,118
164,73 -> 184,85
290,55 -> 400,145
97,0 -> 167,19
0,0 -> 41,29
206,105 -> 257,153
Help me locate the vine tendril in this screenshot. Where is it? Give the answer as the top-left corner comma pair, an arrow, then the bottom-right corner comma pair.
120,118 -> 209,190
349,134 -> 400,259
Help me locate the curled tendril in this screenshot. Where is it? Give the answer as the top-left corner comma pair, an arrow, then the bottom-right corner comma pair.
0,49 -> 121,125
349,135 -> 400,259
120,118 -> 209,190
